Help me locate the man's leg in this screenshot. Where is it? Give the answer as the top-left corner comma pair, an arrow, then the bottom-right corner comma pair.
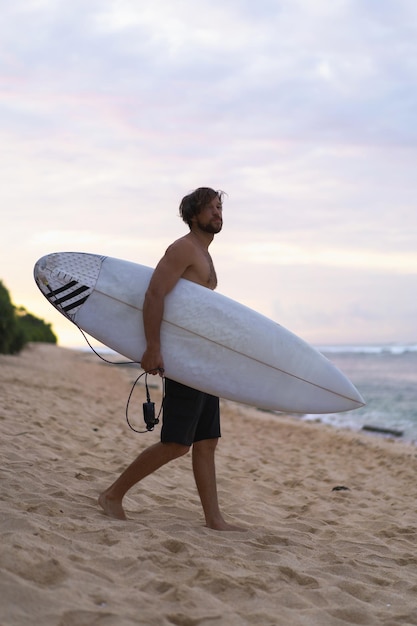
192,438 -> 244,531
99,441 -> 189,520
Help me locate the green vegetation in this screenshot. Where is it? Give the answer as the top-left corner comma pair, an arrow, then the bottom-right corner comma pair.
0,281 -> 57,354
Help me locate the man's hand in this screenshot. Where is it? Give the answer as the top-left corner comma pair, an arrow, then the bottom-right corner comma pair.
140,347 -> 165,376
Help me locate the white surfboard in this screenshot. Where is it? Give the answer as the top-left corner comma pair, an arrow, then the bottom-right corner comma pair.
33,252 -> 365,414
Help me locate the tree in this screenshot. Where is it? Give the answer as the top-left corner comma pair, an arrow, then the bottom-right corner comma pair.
16,307 -> 57,344
0,281 -> 57,354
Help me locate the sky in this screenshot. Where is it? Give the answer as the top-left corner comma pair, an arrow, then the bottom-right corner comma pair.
1,0 -> 417,348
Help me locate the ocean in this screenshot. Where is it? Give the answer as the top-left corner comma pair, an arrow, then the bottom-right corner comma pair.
307,345 -> 417,444
76,343 -> 417,444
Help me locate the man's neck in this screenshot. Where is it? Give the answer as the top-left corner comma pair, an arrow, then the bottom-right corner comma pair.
189,228 -> 214,250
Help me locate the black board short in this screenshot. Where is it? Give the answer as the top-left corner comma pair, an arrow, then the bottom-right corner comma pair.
161,379 -> 221,447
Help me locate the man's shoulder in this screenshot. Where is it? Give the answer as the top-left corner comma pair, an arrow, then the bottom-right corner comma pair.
165,234 -> 194,256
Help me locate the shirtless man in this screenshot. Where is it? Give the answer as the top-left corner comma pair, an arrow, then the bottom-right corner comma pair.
99,187 -> 242,531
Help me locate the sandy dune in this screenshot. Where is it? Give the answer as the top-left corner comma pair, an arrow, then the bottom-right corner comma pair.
1,344 -> 417,625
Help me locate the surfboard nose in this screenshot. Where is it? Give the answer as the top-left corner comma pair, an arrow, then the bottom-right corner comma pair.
335,364 -> 366,409
346,388 -> 366,410
319,359 -> 366,413
355,389 -> 366,408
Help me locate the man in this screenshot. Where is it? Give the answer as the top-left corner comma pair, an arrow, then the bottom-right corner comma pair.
99,187 -> 242,531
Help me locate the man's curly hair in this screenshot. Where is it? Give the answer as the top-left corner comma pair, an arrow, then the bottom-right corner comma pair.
179,187 -> 225,228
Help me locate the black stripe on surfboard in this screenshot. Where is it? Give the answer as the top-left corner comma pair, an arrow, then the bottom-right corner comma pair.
63,295 -> 90,312
52,285 -> 90,306
46,280 -> 78,299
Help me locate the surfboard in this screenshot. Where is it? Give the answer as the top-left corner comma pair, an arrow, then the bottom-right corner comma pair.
33,252 -> 365,414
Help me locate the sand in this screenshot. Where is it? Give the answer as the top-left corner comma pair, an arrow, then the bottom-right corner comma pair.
1,343 -> 417,626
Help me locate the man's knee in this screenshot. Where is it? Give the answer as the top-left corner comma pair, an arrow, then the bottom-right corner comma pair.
193,438 -> 218,453
162,442 -> 190,459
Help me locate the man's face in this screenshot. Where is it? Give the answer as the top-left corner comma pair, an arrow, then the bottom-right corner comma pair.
194,196 -> 223,234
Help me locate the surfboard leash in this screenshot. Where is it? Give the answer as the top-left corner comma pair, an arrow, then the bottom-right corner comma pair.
79,329 -> 166,434
82,330 -> 165,433
72,327 -> 166,433
125,372 -> 165,434
44,279 -> 165,433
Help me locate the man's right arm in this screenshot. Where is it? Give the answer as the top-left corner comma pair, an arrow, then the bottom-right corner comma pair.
140,282 -> 165,374
140,239 -> 192,374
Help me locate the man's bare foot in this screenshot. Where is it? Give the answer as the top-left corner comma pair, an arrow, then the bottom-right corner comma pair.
205,518 -> 246,532
98,491 -> 127,520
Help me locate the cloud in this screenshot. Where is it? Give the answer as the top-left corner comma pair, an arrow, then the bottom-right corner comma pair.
1,0 -> 417,345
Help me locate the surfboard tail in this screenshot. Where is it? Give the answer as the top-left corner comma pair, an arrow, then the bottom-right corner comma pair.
34,253 -> 104,321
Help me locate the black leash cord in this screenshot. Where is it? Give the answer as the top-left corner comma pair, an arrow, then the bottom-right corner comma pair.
76,324 -> 165,434
125,372 -> 166,434
45,283 -> 164,433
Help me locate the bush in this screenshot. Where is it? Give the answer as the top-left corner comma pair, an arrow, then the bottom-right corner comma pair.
16,307 -> 57,344
0,281 -> 57,354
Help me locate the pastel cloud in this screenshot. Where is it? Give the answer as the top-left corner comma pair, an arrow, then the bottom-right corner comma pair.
1,0 -> 417,346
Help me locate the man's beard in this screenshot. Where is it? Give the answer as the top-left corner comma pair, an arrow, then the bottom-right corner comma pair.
195,217 -> 223,234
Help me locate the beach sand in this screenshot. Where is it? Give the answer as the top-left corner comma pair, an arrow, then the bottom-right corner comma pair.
1,343 -> 417,626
